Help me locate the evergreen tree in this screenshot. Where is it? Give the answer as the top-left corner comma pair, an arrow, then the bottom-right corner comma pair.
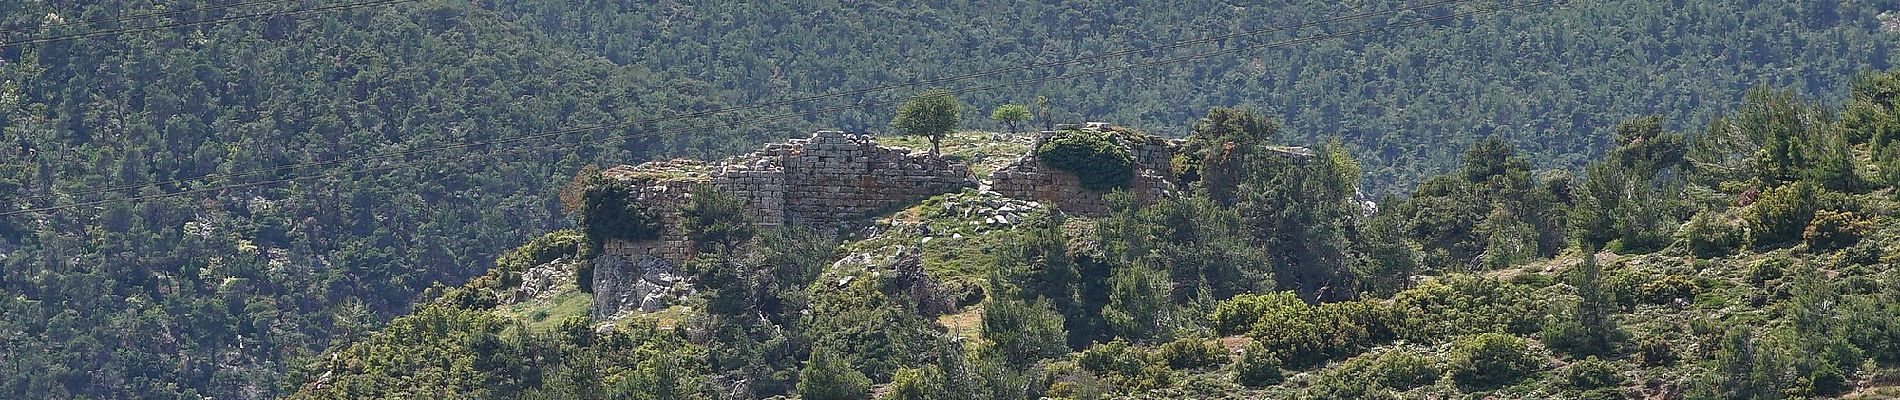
979,295 -> 1067,367
682,186 -> 756,256
1103,265 -> 1173,343
1542,249 -> 1620,356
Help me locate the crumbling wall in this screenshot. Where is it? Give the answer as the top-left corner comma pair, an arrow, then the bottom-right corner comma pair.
595,130 -> 975,273
596,177 -> 699,266
768,131 -> 977,227
590,131 -> 974,318
987,123 -> 1182,216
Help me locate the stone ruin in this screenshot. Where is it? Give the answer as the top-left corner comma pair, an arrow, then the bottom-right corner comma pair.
585,125 -> 1317,318
987,122 -> 1315,216
591,131 -> 976,318
987,122 -> 1184,216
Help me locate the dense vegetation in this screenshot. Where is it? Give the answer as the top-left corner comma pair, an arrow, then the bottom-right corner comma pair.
0,2 -> 778,398
298,67 -> 1900,398
474,0 -> 1898,191
1,0 -> 1897,399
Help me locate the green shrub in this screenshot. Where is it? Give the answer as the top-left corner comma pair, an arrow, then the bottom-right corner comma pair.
1306,348 -> 1438,399
1561,356 -> 1623,389
1157,338 -> 1228,370
1636,336 -> 1675,366
1447,333 -> 1542,388
1806,364 -> 1850,397
1744,181 -> 1850,248
1036,129 -> 1135,190
1042,365 -> 1110,400
1078,339 -> 1149,377
1678,212 -> 1743,257
1639,275 -> 1697,305
1747,256 -> 1788,286
1390,275 -> 1543,342
439,284 -> 498,310
798,349 -> 872,400
980,297 -> 1069,366
1127,363 -> 1174,392
1842,242 -> 1885,267
1539,316 -> 1596,357
497,230 -> 587,270
1246,298 -> 1393,368
885,367 -> 933,400
1353,347 -> 1442,390
1233,342 -> 1283,387
493,230 -> 587,289
1803,209 -> 1872,251
579,178 -> 662,243
1210,293 -> 1303,335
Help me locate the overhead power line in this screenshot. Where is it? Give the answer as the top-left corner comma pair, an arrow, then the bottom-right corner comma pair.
40,0 -> 1478,200
4,0 -> 1567,217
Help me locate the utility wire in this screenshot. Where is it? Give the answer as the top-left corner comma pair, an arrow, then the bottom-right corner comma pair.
40,0 -> 1477,200
4,0 -> 1566,217
0,0 -> 420,48
0,0 -> 303,35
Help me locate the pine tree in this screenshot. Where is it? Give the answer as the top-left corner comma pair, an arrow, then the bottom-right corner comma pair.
1102,265 -> 1172,343
1573,250 -> 1617,355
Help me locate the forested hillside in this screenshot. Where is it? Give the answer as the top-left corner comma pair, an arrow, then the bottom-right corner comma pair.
478,0 -> 1897,191
0,1 -> 784,398
0,0 -> 1897,399
297,70 -> 1900,399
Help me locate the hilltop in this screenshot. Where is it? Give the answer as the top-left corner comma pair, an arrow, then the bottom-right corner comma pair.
290,70 -> 1900,398
3,1 -> 1898,398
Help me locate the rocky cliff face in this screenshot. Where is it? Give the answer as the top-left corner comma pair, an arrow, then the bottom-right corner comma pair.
589,255 -> 692,320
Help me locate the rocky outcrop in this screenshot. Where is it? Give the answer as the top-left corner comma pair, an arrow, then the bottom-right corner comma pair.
987,123 -> 1182,216
508,259 -> 577,304
826,245 -> 955,318
589,255 -> 693,320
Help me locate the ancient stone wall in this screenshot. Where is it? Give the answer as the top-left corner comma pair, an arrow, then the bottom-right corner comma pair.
597,131 -> 976,266
595,177 -> 699,265
987,123 -> 1182,216
590,131 -> 975,318
769,131 -> 977,227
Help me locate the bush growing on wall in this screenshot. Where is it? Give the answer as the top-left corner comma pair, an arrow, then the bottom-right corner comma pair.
578,176 -> 662,243
1037,129 -> 1135,190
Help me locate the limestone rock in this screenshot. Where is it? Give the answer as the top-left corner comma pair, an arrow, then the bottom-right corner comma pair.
590,255 -> 691,320
508,258 -> 575,304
